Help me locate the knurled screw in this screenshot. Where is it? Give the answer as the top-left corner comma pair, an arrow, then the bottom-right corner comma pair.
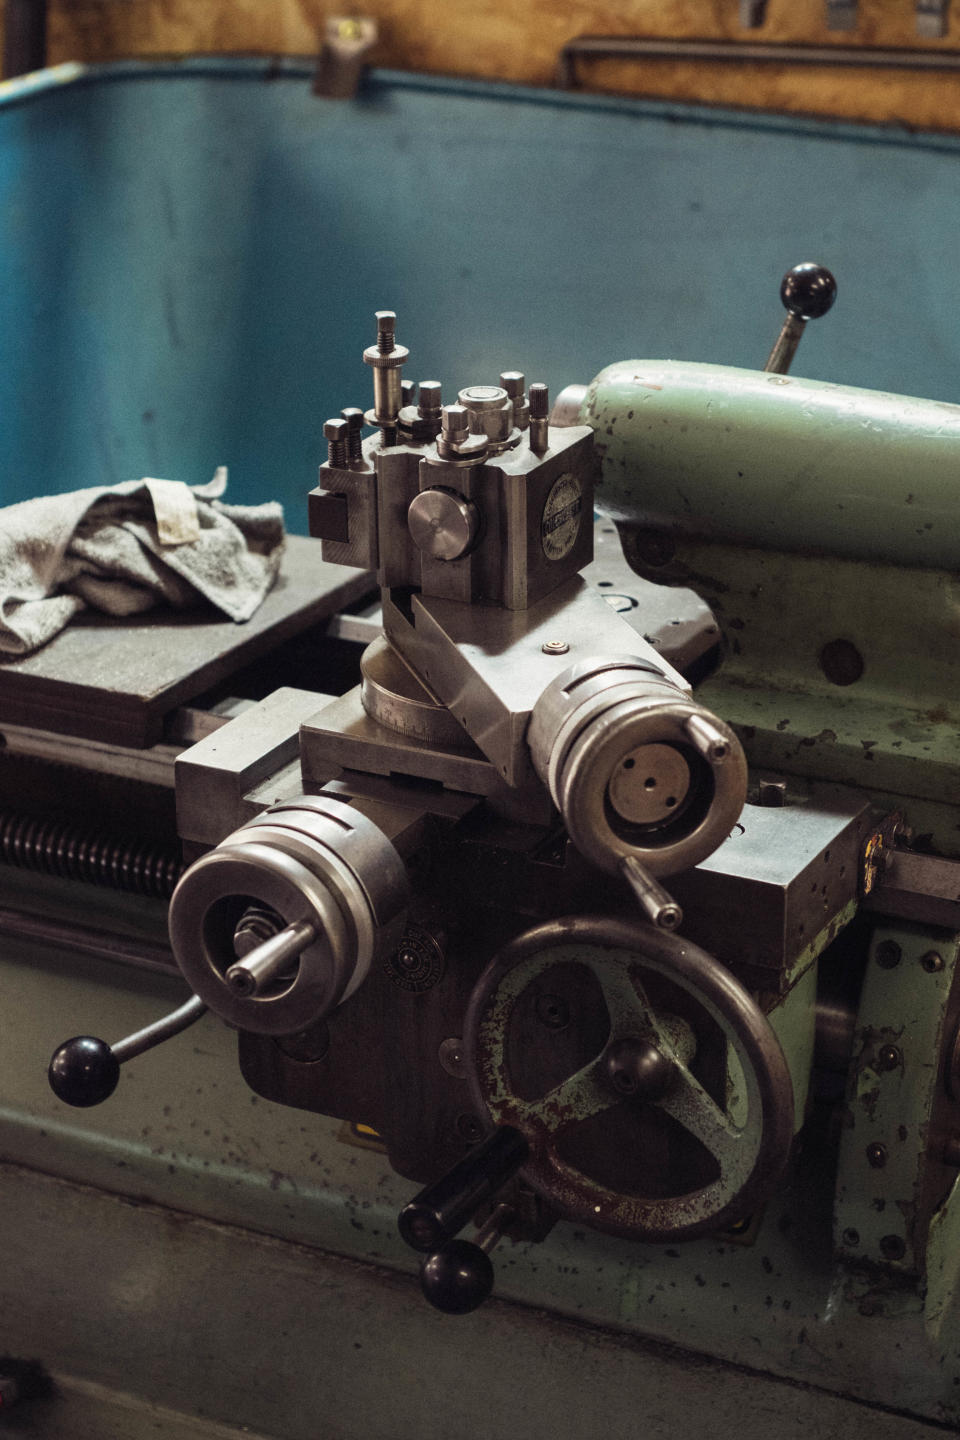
324,417 -> 350,468
922,950 -> 945,973
866,1142 -> 888,1169
340,407 -> 365,465
529,382 -> 549,419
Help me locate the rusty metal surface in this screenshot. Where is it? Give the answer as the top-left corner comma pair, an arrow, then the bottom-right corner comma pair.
0,537 -> 371,748
466,916 -> 794,1242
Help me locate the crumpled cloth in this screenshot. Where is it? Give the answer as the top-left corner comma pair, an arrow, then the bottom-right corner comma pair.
0,468 -> 285,658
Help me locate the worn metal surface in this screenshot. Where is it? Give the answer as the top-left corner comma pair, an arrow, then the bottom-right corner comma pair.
614,538 -> 959,858
391,578 -> 683,788
4,915 -> 960,1424
466,917 -> 794,1242
583,361 -> 960,571
865,851 -> 960,930
0,538 -> 371,747
834,922 -> 960,1276
668,788 -> 872,989
175,686 -> 330,846
582,520 -> 719,675
0,1165 -> 947,1440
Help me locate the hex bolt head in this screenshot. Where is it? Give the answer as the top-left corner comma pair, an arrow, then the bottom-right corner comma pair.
500,371 -> 525,398
376,309 -> 397,354
419,381 -> 443,417
323,417 -> 350,468
340,407 -> 365,464
441,404 -> 470,442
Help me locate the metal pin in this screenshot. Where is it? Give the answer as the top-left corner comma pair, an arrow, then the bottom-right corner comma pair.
685,713 -> 731,764
620,856 -> 683,931
529,382 -> 549,454
225,919 -> 316,998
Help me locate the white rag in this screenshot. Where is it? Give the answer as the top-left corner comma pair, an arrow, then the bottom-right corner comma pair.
0,468 -> 285,658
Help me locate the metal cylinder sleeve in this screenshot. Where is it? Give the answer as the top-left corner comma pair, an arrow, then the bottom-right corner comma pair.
527,657 -> 747,877
168,795 -> 409,1034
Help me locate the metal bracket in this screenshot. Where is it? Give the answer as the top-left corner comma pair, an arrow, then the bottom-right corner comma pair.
740,0 -> 768,26
826,0 -> 858,31
917,0 -> 951,37
313,16 -> 378,100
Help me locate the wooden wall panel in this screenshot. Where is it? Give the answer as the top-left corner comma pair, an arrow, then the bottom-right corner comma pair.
15,0 -> 960,131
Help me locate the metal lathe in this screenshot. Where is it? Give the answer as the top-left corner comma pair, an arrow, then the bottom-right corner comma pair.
0,265 -> 958,1439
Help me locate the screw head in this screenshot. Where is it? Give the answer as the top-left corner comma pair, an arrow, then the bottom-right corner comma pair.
456,1112 -> 484,1145
535,993 -> 570,1030
880,1234 -> 906,1262
875,940 -> 902,969
922,950 -> 945,973
877,1045 -> 901,1072
866,1142 -> 888,1169
542,639 -> 569,655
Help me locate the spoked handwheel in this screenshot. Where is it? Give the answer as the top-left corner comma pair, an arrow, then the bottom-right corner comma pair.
465,916 -> 794,1242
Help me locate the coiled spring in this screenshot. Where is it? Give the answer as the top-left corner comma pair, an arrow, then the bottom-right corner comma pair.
0,809 -> 183,899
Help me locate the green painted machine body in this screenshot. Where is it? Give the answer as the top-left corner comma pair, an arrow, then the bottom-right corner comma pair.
583,360 -> 960,571
580,363 -> 960,857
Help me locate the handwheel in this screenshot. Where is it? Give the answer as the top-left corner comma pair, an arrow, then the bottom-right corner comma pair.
465,916 -> 794,1242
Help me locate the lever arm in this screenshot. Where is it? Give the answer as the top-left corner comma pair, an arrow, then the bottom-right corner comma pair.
49,994 -> 207,1107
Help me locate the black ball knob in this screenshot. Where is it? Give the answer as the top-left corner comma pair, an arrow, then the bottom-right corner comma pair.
780,263 -> 837,321
419,1240 -> 495,1315
49,1036 -> 121,1107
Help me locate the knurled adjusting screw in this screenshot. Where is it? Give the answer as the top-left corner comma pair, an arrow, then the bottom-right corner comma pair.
324,417 -> 350,468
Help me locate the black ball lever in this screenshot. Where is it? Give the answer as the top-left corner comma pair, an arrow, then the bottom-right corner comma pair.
49,993 -> 207,1107
419,1205 -> 515,1315
764,262 -> 837,375
398,1125 -> 529,1314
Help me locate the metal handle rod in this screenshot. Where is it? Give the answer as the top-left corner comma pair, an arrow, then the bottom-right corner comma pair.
225,919 -> 316,998
558,36 -> 960,88
765,315 -> 806,374
111,994 -> 208,1064
621,855 -> 684,932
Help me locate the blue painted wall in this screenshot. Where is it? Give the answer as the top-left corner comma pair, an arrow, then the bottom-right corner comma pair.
2,60 -> 960,532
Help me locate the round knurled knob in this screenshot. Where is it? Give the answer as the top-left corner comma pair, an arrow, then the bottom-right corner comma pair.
780,263 -> 837,321
49,1036 -> 121,1107
419,1239 -> 495,1314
